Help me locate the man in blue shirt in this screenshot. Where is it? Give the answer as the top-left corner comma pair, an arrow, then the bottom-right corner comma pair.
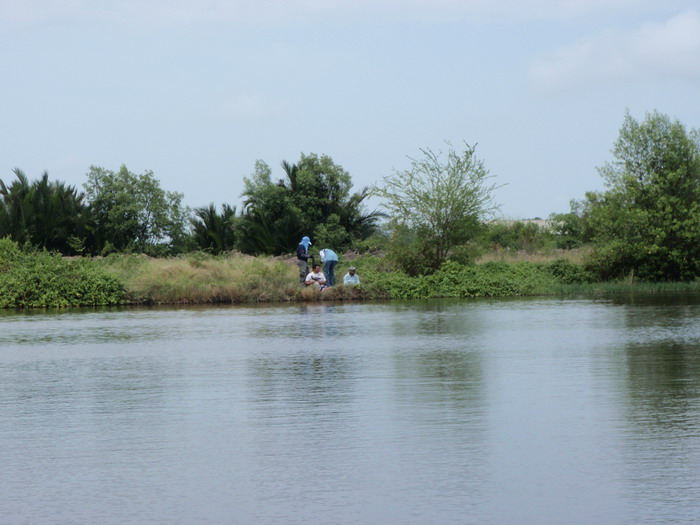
319,248 -> 339,286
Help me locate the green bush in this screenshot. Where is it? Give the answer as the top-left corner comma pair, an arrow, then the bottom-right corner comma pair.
370,260 -> 555,299
0,240 -> 126,308
542,259 -> 594,284
482,221 -> 555,252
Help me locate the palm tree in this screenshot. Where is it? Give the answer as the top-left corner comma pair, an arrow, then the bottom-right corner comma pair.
0,168 -> 33,244
0,169 -> 90,254
191,203 -> 237,254
337,186 -> 385,240
279,160 -> 299,194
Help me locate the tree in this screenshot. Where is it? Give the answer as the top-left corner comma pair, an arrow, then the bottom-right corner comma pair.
373,142 -> 501,273
548,199 -> 592,250
0,169 -> 33,245
238,155 -> 381,255
586,110 -> 700,281
237,160 -> 303,255
191,203 -> 237,254
0,169 -> 90,254
83,165 -> 189,255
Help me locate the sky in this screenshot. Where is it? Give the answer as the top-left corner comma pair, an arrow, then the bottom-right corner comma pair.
2,0 -> 699,219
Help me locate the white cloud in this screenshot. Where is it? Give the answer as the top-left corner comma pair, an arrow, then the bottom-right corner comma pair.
529,10 -> 700,91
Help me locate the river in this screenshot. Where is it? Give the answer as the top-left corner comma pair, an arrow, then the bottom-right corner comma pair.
1,296 -> 699,524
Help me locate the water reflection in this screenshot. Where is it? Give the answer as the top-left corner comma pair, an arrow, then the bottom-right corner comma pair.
615,304 -> 700,522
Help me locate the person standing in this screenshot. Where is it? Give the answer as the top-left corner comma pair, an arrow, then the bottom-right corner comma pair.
319,248 -> 339,286
296,236 -> 312,283
343,266 -> 360,285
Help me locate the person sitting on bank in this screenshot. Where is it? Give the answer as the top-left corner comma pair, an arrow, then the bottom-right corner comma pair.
304,264 -> 327,289
319,248 -> 339,286
343,266 -> 360,285
296,236 -> 313,283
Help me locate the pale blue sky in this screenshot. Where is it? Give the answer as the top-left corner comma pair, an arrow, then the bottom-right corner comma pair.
2,1 -> 699,219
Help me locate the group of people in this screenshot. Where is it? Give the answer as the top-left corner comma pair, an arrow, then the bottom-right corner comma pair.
296,236 -> 360,290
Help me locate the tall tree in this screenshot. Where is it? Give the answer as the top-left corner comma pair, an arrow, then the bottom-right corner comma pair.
372,142 -> 500,273
586,110 -> 700,280
83,165 -> 189,255
238,155 -> 380,255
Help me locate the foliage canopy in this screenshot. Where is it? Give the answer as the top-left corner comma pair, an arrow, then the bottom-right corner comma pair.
586,110 -> 700,281
237,154 -> 382,255
0,169 -> 89,255
84,165 -> 189,255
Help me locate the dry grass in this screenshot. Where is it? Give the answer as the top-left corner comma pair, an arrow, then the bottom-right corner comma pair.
102,252 -> 302,304
476,246 -> 593,265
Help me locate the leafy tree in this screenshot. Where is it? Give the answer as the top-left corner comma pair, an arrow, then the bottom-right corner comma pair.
191,203 -> 237,254
0,169 -> 89,254
373,142 -> 501,273
586,110 -> 700,281
237,160 -> 303,254
238,155 -> 381,255
83,165 -> 189,255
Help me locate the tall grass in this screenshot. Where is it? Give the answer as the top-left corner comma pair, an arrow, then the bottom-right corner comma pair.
99,252 -> 303,304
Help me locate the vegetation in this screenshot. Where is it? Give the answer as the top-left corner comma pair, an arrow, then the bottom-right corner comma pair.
236,154 -> 383,255
99,252 -> 301,304
372,142 -> 501,274
84,165 -> 190,256
4,109 -> 700,309
190,203 -> 237,255
0,238 -> 125,308
584,110 -> 700,281
95,252 -> 595,303
0,168 -> 90,255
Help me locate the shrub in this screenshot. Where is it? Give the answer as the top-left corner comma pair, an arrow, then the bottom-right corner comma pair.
0,240 -> 126,308
543,259 -> 594,284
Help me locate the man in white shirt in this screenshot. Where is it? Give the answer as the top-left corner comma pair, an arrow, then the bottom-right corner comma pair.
304,264 -> 327,289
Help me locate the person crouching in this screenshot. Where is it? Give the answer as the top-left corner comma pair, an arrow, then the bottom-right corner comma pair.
304,264 -> 327,290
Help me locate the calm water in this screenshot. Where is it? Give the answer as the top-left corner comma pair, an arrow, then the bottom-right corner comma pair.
1,296 -> 700,524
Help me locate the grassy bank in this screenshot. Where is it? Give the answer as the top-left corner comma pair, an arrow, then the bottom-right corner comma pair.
97,252 -> 700,303
3,239 -> 700,308
98,252 -> 303,304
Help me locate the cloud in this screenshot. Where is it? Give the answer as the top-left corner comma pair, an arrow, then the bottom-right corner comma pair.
529,10 -> 700,92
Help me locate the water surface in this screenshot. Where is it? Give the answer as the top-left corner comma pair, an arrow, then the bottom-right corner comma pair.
1,297 -> 699,524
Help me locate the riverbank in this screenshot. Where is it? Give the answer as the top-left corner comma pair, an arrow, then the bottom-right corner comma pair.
3,238 -> 700,308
